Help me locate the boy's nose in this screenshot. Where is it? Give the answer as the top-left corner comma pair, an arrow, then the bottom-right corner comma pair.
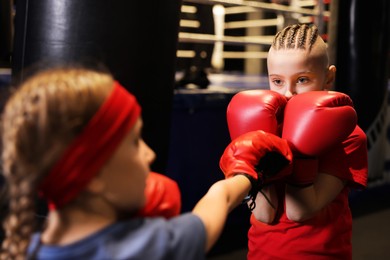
284,85 -> 296,99
284,90 -> 294,99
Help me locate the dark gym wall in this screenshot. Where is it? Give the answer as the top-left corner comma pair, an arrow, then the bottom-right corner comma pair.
11,0 -> 182,173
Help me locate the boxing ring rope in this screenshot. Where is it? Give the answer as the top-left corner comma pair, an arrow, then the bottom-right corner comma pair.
178,32 -> 274,46
182,0 -> 330,17
224,17 -> 282,29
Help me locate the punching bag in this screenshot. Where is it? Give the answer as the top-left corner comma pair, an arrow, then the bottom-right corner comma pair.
332,0 -> 390,182
12,0 -> 182,173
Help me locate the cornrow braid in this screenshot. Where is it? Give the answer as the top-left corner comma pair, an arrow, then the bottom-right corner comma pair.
272,24 -> 319,51
307,25 -> 319,49
297,24 -> 309,49
286,24 -> 300,48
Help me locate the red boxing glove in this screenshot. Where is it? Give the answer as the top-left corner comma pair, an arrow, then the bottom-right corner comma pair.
227,90 -> 287,140
282,91 -> 357,186
136,172 -> 181,218
220,130 -> 293,185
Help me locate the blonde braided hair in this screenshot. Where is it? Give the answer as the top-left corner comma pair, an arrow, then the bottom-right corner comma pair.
272,23 -> 319,51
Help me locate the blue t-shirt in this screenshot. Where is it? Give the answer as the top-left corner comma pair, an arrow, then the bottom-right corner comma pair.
28,213 -> 206,260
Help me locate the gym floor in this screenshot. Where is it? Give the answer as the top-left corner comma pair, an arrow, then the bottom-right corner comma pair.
207,184 -> 390,260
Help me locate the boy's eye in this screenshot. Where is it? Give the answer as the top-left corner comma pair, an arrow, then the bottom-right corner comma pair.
272,79 -> 283,86
297,77 -> 309,84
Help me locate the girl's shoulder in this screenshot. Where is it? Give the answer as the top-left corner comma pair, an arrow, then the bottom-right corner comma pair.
28,213 -> 206,260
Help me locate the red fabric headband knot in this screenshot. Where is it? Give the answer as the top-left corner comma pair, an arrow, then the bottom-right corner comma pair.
39,81 -> 141,209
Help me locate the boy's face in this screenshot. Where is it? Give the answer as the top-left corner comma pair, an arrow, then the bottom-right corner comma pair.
267,47 -> 335,99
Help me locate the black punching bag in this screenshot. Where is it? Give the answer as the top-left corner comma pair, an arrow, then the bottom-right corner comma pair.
333,0 -> 390,182
12,0 -> 182,173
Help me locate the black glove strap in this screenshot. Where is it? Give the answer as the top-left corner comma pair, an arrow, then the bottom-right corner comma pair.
238,173 -> 263,211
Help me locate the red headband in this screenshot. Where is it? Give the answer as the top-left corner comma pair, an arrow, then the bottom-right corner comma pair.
39,81 -> 141,209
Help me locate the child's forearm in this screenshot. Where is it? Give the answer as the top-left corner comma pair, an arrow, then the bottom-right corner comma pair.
285,173 -> 346,222
192,175 -> 251,252
251,185 -> 278,224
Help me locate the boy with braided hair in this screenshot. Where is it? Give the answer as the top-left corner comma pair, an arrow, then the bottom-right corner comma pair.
220,24 -> 368,259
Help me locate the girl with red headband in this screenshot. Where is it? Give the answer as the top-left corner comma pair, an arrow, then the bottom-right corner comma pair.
0,66 -> 261,259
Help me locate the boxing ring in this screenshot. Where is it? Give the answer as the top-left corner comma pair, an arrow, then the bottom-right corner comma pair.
177,0 -> 330,75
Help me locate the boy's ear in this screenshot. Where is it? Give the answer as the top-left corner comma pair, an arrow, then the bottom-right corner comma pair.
324,65 -> 336,90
